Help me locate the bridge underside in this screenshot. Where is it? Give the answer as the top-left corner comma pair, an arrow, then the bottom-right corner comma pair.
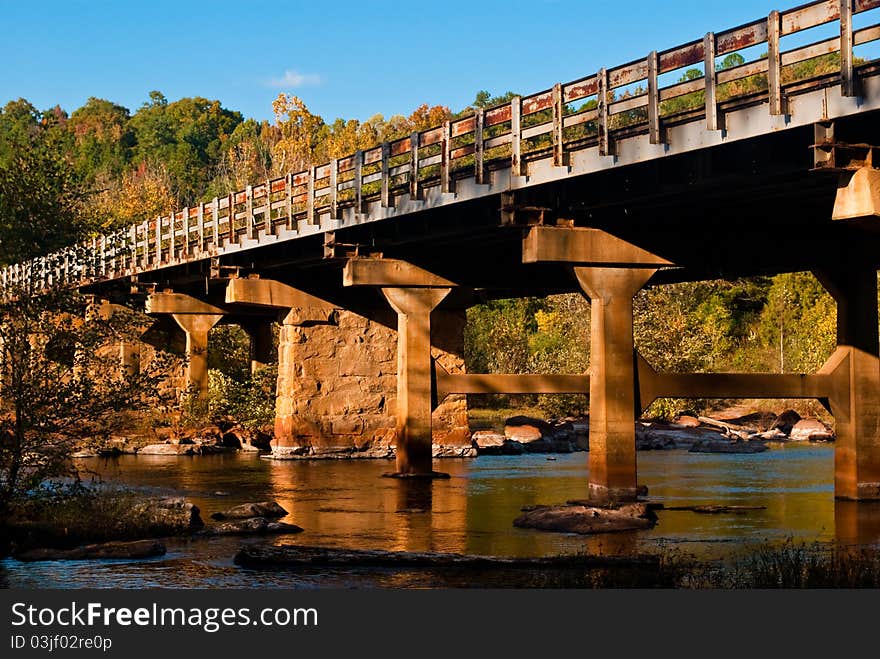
84,110 -> 880,501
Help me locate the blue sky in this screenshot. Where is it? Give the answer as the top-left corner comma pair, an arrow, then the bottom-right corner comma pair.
0,1 -> 818,122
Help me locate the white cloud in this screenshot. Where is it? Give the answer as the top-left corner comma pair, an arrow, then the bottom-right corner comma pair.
266,70 -> 322,89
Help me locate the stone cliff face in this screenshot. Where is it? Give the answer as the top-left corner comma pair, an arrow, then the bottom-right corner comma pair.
273,308 -> 470,458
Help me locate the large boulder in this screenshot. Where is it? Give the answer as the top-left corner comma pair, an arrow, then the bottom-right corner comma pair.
773,409 -> 802,435
210,501 -> 288,520
503,416 -> 576,453
471,431 -> 525,455
635,422 -> 723,450
472,430 -> 506,450
201,517 -> 303,536
513,502 -> 657,534
134,497 -> 204,531
504,416 -> 555,442
790,419 -> 834,442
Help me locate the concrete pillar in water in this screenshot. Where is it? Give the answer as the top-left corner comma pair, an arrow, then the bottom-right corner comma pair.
574,267 -> 656,502
343,258 -> 458,478
382,287 -> 451,477
816,267 -> 880,500
521,226 -> 670,502
242,321 -> 273,374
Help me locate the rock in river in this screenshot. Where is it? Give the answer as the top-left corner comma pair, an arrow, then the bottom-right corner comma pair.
210,501 -> 288,520
134,497 -> 204,531
789,419 -> 835,442
200,517 -> 303,536
513,502 -> 658,535
689,439 -> 768,454
15,540 -> 166,562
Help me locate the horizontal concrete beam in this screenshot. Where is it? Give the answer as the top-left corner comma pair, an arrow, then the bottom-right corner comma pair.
145,292 -> 226,316
434,352 -> 852,415
437,373 -> 589,395
343,258 -> 457,288
522,226 -> 673,267
225,277 -> 338,310
636,351 -> 851,415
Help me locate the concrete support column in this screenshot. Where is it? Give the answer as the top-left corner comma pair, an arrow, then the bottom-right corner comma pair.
381,287 -> 452,477
170,313 -> 223,398
119,341 -> 140,378
242,321 -> 273,374
816,267 -> 880,500
574,267 -> 656,502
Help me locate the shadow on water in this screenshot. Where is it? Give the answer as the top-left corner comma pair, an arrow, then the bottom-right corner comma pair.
2,444 -> 880,587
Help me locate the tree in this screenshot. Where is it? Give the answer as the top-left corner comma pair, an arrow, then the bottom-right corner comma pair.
271,93 -> 325,175
129,92 -> 243,204
68,97 -> 133,182
471,90 -> 517,111
0,115 -> 92,264
0,281 -> 172,517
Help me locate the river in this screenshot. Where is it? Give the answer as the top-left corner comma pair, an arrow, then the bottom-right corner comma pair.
3,444 -> 880,588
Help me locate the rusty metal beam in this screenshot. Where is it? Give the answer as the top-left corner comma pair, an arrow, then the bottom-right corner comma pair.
474,109 -> 485,184
768,10 -> 783,115
647,50 -> 662,144
511,97 -> 523,176
704,32 -> 718,131
841,0 -> 857,97
552,82 -> 565,167
597,68 -> 610,157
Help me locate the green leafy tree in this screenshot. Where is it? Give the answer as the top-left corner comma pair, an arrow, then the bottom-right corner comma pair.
68,97 -> 133,182
0,114 -> 92,264
129,92 -> 243,203
0,284 -> 172,517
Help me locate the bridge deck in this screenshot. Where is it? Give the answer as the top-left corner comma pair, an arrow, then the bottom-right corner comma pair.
5,0 -> 880,295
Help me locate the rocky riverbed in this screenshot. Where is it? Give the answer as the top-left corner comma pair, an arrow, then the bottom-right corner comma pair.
69,408 -> 836,460
472,408 -> 834,456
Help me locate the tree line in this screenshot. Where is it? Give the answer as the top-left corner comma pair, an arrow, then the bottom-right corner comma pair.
0,55 -> 855,425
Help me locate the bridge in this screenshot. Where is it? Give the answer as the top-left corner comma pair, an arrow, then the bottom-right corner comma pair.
5,0 -> 880,501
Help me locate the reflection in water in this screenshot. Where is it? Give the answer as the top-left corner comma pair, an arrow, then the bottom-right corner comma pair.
834,500 -> 880,547
2,444 -> 880,588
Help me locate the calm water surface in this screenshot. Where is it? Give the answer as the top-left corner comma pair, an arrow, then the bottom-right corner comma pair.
4,444 -> 880,588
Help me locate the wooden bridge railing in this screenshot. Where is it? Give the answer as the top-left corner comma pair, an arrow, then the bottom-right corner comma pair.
3,0 -> 880,292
